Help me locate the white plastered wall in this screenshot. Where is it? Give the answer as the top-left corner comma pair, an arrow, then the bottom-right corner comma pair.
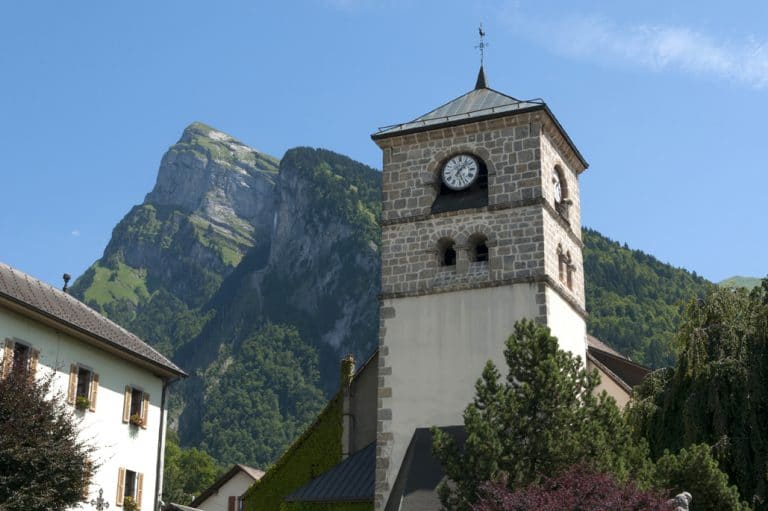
197,471 -> 256,511
544,287 -> 587,364
381,284 -> 541,503
0,306 -> 165,511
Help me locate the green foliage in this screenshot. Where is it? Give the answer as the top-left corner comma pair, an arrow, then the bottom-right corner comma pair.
280,502 -> 372,511
650,444 -> 750,511
0,369 -> 97,510
163,430 -> 222,505
719,276 -> 762,290
198,323 -> 326,466
583,228 -> 713,367
243,392 -> 343,511
627,280 -> 768,508
281,147 -> 381,248
432,320 -> 651,511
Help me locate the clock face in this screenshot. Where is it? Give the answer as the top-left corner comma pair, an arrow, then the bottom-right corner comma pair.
553,173 -> 563,203
442,154 -> 479,190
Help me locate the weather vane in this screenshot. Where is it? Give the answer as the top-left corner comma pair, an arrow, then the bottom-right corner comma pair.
475,23 -> 488,67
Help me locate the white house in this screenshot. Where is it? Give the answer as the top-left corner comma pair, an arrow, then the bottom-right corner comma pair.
164,464 -> 264,511
0,262 -> 186,511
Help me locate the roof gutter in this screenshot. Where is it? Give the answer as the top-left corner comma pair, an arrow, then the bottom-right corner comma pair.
154,375 -> 182,511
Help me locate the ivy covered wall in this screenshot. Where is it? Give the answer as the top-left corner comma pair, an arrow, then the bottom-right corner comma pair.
243,393 -> 345,511
281,501 -> 372,511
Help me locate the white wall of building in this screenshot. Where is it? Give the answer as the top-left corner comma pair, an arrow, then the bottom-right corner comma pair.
381,284 -> 541,501
545,287 -> 587,364
196,471 -> 255,511
0,305 -> 167,511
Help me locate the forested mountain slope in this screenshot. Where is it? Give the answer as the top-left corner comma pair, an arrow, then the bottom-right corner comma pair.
583,228 -> 713,368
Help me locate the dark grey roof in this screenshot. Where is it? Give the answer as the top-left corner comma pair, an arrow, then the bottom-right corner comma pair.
386,426 -> 466,511
373,87 -> 544,139
285,442 -> 375,503
0,262 -> 185,376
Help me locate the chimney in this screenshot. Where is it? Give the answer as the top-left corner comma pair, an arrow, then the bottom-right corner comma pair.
62,273 -> 71,293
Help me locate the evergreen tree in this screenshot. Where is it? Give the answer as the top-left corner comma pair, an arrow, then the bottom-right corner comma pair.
432,320 -> 650,511
627,279 -> 768,509
0,368 -> 96,510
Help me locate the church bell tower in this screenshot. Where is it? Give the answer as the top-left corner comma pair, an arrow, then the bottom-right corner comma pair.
371,67 -> 589,510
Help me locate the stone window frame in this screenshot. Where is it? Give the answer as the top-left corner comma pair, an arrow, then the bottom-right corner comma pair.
436,237 -> 457,267
553,164 -> 572,220
467,233 -> 489,263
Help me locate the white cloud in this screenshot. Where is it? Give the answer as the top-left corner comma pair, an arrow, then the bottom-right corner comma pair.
507,13 -> 768,89
71,229 -> 80,237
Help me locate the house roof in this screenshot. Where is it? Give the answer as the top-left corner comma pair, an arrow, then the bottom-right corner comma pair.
386,426 -> 466,511
587,335 -> 651,389
285,442 -> 375,503
190,463 -> 264,507
0,262 -> 185,377
164,504 -> 202,511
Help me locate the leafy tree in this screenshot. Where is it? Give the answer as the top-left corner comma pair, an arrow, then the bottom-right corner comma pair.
162,430 -> 221,505
432,320 -> 651,511
628,280 -> 768,508
0,368 -> 96,510
651,444 -> 749,511
471,464 -> 671,511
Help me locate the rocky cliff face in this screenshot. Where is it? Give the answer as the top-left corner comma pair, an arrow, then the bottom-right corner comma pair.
71,122 -> 279,352
72,128 -> 382,466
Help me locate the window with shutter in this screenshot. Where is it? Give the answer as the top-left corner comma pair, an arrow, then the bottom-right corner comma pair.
116,467 -> 126,506
1,339 -> 13,379
67,364 -> 78,404
228,495 -> 236,511
124,386 -> 148,427
135,473 -> 144,510
89,373 -> 99,412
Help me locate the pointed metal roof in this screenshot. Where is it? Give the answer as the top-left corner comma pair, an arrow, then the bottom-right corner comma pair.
372,69 -> 545,140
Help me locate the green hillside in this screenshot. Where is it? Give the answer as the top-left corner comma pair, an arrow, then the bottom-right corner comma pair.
719,276 -> 762,290
583,228 -> 714,368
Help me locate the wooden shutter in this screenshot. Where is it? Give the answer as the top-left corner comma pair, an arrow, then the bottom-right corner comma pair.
1,339 -> 13,379
141,393 -> 150,429
122,386 -> 131,423
116,466 -> 126,506
89,373 -> 99,412
28,349 -> 39,381
82,459 -> 92,499
67,364 -> 78,404
228,496 -> 236,511
135,472 -> 144,510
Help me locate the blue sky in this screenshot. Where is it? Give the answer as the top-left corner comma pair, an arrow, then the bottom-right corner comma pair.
1,0 -> 766,287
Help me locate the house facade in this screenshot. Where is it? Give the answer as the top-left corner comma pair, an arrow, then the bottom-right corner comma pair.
0,262 -> 186,511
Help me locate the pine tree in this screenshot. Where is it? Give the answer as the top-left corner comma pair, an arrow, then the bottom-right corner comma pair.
432,319 -> 650,511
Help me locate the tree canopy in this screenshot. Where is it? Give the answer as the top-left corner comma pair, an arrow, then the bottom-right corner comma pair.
432,320 -> 650,511
0,368 -> 95,511
628,279 -> 768,509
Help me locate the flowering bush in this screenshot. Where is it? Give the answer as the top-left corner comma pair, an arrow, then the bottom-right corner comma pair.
472,465 -> 673,511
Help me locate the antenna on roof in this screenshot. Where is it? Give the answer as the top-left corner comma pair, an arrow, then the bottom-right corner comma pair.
62,273 -> 71,293
474,23 -> 489,89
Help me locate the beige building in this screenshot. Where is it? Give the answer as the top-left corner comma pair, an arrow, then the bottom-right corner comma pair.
0,262 -> 186,511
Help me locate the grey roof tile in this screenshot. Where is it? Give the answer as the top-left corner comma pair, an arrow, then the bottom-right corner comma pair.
285,442 -> 375,503
0,262 -> 185,376
373,87 -> 544,138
